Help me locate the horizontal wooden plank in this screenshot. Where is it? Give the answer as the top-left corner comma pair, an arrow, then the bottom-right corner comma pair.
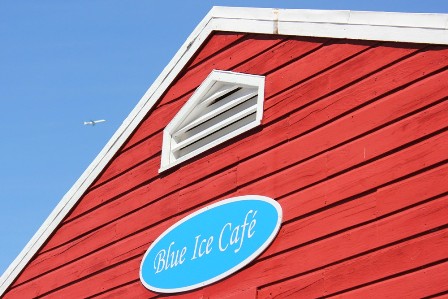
93,132 -> 162,187
7,218 -> 177,298
264,40 -> 374,99
262,183 -> 448,260
162,35 -> 284,104
257,271 -> 325,299
158,290 -> 206,299
377,163 -> 448,216
3,257 -> 141,299
262,192 -> 375,259
270,42 -> 423,121
233,37 -> 326,75
187,32 -> 247,69
60,156 -> 161,223
92,153 -> 159,194
121,92 -> 189,151
238,69 -> 448,187
90,280 -> 156,299
275,130 -> 447,223
239,71 -> 448,198
42,257 -> 143,299
258,229 -> 448,299
221,287 -> 257,299
63,163 -> 183,225
322,231 -> 447,297
263,45 -> 447,125
20,190 -> 179,280
285,45 -> 447,125
242,99 -> 448,201
323,104 -> 447,175
328,262 -> 448,299
51,181 -> 171,250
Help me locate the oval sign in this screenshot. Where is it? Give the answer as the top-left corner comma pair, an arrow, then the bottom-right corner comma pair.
140,195 -> 282,293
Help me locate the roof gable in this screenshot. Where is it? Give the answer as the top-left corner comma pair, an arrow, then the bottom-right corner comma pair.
1,6 -> 448,295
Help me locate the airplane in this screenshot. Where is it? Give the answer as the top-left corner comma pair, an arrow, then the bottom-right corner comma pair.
83,119 -> 106,126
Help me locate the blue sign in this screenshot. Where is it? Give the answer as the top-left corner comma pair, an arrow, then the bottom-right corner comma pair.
140,195 -> 282,293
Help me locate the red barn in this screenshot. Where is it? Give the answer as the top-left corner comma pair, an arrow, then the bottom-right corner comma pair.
1,7 -> 447,298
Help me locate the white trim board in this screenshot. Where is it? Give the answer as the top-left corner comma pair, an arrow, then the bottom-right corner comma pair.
1,6 -> 447,295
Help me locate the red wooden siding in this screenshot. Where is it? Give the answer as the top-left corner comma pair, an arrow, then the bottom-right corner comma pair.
3,32 -> 447,298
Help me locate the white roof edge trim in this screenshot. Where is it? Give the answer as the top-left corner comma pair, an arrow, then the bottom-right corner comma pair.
1,6 -> 447,295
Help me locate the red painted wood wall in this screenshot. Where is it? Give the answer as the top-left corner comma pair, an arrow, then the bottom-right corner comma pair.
3,32 -> 448,298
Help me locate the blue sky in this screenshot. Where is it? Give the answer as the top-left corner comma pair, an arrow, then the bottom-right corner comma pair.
1,0 -> 447,277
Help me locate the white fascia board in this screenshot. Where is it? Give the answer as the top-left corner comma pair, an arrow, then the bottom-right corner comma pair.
275,9 -> 448,44
210,7 -> 448,44
209,6 -> 277,21
1,6 -> 447,295
347,10 -> 448,29
279,9 -> 448,28
278,22 -> 448,45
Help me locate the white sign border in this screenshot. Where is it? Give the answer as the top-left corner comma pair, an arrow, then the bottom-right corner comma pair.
139,195 -> 283,293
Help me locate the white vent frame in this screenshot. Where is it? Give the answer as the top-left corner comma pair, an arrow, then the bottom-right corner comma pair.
160,70 -> 265,172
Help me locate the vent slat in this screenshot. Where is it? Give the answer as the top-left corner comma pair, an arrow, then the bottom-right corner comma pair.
174,90 -> 257,138
201,85 -> 240,107
176,97 -> 258,143
177,85 -> 240,129
172,105 -> 257,152
177,113 -> 257,159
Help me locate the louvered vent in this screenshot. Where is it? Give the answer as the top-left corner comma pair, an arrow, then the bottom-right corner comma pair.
160,70 -> 265,172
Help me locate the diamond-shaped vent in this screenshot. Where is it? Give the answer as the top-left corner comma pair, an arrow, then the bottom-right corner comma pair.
160,70 -> 265,172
